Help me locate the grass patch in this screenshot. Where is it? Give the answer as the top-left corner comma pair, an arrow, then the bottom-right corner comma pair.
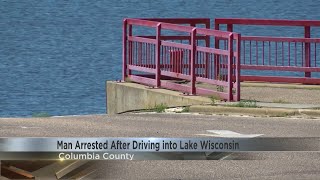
32,112 -> 51,118
153,103 -> 168,113
209,95 -> 221,105
227,100 -> 258,108
181,106 -> 190,113
272,99 -> 289,104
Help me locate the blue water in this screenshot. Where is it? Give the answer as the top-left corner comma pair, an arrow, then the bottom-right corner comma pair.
1,0 -> 320,117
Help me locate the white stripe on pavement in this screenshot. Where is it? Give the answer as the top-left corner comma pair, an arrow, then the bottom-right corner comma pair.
196,130 -> 263,138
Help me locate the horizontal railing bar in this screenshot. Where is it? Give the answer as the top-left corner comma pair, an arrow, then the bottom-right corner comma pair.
197,46 -> 229,56
128,65 -> 156,73
138,35 -> 206,41
242,36 -> 320,43
135,64 -> 209,69
160,80 -> 191,93
161,80 -> 230,99
216,35 -> 320,43
161,41 -> 192,50
128,36 -> 157,44
196,27 -> 232,38
142,18 -> 210,24
161,71 -> 191,81
215,18 -> 320,27
134,74 -> 186,81
128,75 -> 157,86
126,18 -> 159,27
215,37 -> 229,40
196,77 -> 228,87
161,22 -> 194,32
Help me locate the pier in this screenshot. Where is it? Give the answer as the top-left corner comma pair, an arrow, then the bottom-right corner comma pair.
107,18 -> 320,114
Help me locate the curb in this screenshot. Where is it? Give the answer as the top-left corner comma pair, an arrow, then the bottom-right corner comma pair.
189,105 -> 320,117
299,109 -> 320,116
242,82 -> 320,90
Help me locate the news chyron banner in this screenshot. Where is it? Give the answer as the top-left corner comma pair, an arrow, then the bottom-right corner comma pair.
0,137 -> 319,160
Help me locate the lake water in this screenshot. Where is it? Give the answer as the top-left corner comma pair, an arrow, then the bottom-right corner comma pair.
1,0 -> 320,117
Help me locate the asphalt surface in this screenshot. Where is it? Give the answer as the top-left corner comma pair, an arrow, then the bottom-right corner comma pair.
242,86 -> 320,105
0,113 -> 320,179
0,113 -> 319,137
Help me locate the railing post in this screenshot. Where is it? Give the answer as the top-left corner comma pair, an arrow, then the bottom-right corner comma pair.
228,33 -> 234,101
205,21 -> 210,78
156,23 -> 161,87
191,28 -> 197,95
305,26 -> 311,78
214,22 -> 220,80
122,19 -> 128,81
227,24 -> 233,32
235,33 -> 241,101
128,24 -> 132,76
189,23 -> 195,77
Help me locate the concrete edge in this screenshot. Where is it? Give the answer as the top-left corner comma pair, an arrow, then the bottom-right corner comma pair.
189,105 -> 320,117
106,81 -> 211,114
110,82 -> 212,103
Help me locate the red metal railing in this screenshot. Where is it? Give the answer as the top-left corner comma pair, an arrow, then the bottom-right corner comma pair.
215,18 -> 320,84
123,18 -> 241,101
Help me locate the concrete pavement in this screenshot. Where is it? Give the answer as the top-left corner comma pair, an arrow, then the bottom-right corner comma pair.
0,113 -> 319,137
189,104 -> 320,117
242,85 -> 320,105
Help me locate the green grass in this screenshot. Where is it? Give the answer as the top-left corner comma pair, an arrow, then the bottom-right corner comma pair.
272,99 -> 289,104
181,106 -> 190,113
209,95 -> 221,105
32,112 -> 51,117
154,103 -> 168,113
227,100 -> 258,108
